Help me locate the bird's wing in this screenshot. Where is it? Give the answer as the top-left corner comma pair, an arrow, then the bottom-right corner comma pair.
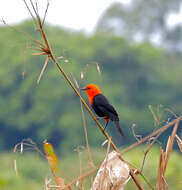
93,94 -> 125,137
93,94 -> 119,120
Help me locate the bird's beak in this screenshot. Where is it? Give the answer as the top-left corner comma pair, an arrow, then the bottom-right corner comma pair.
80,87 -> 87,91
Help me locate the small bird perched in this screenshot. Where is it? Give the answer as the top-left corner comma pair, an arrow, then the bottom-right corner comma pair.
81,83 -> 124,137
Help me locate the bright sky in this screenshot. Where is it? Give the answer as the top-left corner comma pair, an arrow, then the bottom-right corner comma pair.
1,0 -> 181,33
0,0 -> 130,32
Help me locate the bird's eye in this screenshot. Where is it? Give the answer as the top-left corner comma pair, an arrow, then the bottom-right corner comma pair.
87,87 -> 91,90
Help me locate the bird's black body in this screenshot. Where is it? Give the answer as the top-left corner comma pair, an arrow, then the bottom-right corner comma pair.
92,94 -> 124,136
92,94 -> 119,121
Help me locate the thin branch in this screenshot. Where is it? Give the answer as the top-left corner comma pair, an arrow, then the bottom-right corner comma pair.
130,170 -> 145,190
37,55 -> 50,84
79,93 -> 95,169
121,117 -> 182,154
140,131 -> 162,172
70,73 -> 95,172
2,18 -> 45,48
74,146 -> 85,189
42,0 -> 50,26
131,123 -> 142,142
23,0 -> 37,26
29,0 -> 39,19
35,1 -> 39,16
65,166 -> 100,188
149,105 -> 160,125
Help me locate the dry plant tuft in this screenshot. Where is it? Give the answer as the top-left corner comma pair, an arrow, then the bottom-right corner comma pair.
13,138 -> 44,176
148,105 -> 161,126
163,120 -> 179,174
79,62 -> 101,81
91,151 -> 130,190
156,120 -> 180,190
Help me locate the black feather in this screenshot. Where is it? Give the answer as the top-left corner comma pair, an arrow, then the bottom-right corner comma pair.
114,120 -> 125,137
92,94 -> 124,137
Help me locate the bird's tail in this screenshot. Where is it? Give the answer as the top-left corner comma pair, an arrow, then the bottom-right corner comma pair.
114,120 -> 125,137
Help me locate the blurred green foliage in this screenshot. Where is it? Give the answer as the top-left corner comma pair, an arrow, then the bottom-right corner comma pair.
0,147 -> 182,190
0,21 -> 182,153
96,0 -> 182,51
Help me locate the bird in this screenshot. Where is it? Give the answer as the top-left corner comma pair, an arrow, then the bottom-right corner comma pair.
81,83 -> 124,137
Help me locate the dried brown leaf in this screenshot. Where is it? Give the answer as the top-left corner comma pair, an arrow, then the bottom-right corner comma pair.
176,134 -> 182,152
91,151 -> 130,190
164,120 -> 179,174
165,136 -> 171,160
43,141 -> 68,190
157,148 -> 164,190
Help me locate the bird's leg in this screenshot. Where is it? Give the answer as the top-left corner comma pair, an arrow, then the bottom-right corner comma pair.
103,122 -> 108,131
104,118 -> 109,131
103,117 -> 109,131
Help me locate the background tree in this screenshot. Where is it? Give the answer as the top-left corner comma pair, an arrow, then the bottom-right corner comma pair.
96,0 -> 182,51
1,21 -> 182,153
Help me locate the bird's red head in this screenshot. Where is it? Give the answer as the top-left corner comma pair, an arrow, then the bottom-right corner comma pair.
82,83 -> 101,105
